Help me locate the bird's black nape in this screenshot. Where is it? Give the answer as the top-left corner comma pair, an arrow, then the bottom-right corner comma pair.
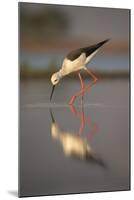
50,85 -> 55,101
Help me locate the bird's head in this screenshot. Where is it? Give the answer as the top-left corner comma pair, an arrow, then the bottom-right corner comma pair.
50,72 -> 61,101
51,72 -> 60,85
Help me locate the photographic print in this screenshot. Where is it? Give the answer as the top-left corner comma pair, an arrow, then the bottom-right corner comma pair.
19,2 -> 130,197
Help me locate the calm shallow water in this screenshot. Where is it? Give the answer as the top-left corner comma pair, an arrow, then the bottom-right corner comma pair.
19,79 -> 130,197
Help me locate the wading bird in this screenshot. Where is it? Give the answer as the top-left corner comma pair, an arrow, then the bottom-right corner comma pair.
50,39 -> 110,104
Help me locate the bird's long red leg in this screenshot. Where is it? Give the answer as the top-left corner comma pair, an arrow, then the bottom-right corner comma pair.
69,72 -> 84,105
78,73 -> 85,102
79,68 -> 98,95
69,68 -> 98,104
69,101 -> 85,135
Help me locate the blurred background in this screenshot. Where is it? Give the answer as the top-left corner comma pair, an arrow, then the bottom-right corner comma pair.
19,2 -> 130,79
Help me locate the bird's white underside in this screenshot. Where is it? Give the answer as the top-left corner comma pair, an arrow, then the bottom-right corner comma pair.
85,49 -> 99,64
60,49 -> 99,76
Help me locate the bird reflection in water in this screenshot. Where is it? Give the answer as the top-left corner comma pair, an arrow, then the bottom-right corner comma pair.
49,102 -> 105,167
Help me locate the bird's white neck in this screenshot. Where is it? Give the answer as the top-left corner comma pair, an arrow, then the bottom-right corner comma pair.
57,70 -> 64,79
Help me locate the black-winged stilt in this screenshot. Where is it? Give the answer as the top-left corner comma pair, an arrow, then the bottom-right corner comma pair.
50,39 -> 110,104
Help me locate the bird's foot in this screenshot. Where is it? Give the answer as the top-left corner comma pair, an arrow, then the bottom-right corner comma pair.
69,95 -> 76,105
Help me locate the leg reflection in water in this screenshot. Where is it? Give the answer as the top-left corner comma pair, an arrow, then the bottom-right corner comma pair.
69,100 -> 98,139
49,103 -> 106,167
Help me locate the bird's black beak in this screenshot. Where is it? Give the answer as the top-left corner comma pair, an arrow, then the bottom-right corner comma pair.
50,85 -> 55,101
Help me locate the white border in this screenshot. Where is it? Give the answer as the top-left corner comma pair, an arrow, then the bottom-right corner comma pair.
19,0 -> 132,9
0,0 -> 133,199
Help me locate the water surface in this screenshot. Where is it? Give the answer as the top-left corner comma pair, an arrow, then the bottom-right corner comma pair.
19,79 -> 130,197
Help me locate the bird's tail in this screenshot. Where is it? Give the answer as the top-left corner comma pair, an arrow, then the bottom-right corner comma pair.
96,38 -> 110,48
82,38 -> 110,59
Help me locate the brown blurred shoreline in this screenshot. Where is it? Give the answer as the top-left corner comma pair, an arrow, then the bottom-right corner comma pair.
20,37 -> 129,54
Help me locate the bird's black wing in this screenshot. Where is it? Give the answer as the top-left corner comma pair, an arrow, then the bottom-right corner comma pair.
66,48 -> 83,61
81,39 -> 110,58
66,39 -> 110,61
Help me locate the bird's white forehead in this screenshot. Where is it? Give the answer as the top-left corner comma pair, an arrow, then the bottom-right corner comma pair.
51,73 -> 56,81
